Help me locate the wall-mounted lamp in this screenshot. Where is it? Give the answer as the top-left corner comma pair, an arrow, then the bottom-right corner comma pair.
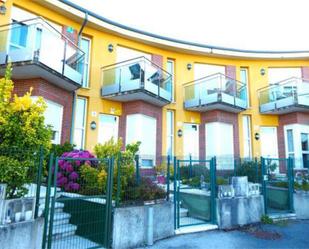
90,121 -> 97,130
254,132 -> 260,141
187,63 -> 192,70
260,68 -> 266,76
108,44 -> 114,53
0,4 -> 6,15
177,129 -> 183,137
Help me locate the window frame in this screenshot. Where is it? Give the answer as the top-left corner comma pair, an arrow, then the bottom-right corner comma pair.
166,110 -> 175,158
166,59 -> 175,102
240,67 -> 250,107
81,36 -> 91,88
74,97 -> 87,149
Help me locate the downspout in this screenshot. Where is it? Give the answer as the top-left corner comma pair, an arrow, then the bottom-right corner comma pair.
70,11 -> 88,144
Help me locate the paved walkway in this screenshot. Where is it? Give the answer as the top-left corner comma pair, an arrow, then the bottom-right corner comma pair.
139,220 -> 309,249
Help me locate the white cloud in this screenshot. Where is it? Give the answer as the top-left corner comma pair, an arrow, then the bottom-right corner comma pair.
71,0 -> 309,51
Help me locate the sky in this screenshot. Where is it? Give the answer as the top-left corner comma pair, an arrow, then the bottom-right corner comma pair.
71,0 -> 309,52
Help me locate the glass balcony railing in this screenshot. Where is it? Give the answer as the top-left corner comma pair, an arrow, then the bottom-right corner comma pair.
101,57 -> 172,104
258,78 -> 309,114
184,73 -> 248,112
0,17 -> 85,85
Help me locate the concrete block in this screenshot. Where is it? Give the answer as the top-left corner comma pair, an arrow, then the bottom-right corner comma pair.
0,217 -> 44,249
294,192 -> 309,219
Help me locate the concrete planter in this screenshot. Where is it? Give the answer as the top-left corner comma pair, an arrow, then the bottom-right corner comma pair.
0,184 -> 36,225
112,201 -> 174,249
294,191 -> 309,219
0,217 -> 44,249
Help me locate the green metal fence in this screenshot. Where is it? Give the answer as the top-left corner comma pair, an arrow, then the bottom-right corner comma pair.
174,157 -> 216,229
42,154 -> 114,249
261,157 -> 294,215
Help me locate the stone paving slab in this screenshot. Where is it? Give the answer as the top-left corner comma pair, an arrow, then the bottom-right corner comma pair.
138,220 -> 309,249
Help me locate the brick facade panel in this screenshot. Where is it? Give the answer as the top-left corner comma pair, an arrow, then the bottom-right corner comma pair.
13,78 -> 73,144
119,100 -> 163,165
199,110 -> 240,159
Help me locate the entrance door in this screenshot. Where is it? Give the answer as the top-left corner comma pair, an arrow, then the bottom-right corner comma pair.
183,123 -> 199,160
260,127 -> 279,158
98,114 -> 119,144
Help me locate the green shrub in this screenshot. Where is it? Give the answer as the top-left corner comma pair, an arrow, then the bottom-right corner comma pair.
79,165 -> 107,195
0,156 -> 33,199
235,160 -> 261,182
216,177 -> 228,185
261,215 -> 274,224
50,142 -> 75,157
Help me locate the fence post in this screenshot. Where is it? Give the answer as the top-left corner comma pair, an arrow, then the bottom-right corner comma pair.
261,157 -> 267,214
166,155 -> 170,201
254,157 -> 258,183
42,153 -> 54,249
47,156 -> 59,249
210,157 -> 217,224
34,146 -> 44,219
116,153 -> 121,207
135,155 -> 140,185
288,157 -> 295,213
104,157 -> 114,248
176,159 -> 180,229
173,156 -> 177,229
189,154 -> 192,178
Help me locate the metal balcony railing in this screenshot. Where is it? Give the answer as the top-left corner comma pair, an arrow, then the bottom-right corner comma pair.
258,77 -> 309,113
0,17 -> 85,85
183,73 -> 248,111
101,56 -> 172,103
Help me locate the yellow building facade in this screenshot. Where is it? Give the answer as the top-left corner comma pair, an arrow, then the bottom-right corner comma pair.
1,0 -> 309,169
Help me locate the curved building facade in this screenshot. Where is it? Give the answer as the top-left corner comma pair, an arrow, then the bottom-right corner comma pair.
1,0 -> 309,169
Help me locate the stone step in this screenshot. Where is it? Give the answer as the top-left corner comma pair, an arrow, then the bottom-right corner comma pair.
180,208 -> 188,218
54,212 -> 71,221
52,223 -> 77,240
269,212 -> 296,221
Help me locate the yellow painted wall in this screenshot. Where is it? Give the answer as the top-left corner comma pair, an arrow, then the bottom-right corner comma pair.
5,0 -> 309,158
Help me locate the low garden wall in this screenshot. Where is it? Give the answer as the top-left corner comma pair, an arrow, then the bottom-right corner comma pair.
216,195 -> 264,229
0,217 -> 44,249
112,201 -> 174,249
294,191 -> 309,219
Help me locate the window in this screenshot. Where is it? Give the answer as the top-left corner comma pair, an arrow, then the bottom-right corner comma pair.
10,20 -> 28,50
74,97 -> 87,149
166,60 -> 175,101
98,114 -> 119,144
80,37 -> 91,88
166,110 -> 174,158
31,97 -> 63,145
126,114 -> 156,167
286,129 -> 295,158
242,115 -> 252,159
301,133 -> 309,168
268,68 -> 301,84
240,67 -> 250,106
205,122 -> 234,169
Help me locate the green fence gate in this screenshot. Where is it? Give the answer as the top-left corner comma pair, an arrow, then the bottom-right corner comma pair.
174,157 -> 216,229
261,157 -> 294,215
42,154 -> 114,249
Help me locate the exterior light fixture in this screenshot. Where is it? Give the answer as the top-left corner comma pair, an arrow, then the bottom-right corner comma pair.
260,68 -> 266,76
108,44 -> 114,53
187,63 -> 192,70
177,129 -> 183,137
90,121 -> 97,130
0,4 -> 6,15
254,132 -> 260,141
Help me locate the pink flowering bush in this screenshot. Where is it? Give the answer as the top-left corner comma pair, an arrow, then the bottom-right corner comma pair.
56,150 -> 96,192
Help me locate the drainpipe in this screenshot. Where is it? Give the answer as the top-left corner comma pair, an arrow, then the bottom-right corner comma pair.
70,12 -> 88,144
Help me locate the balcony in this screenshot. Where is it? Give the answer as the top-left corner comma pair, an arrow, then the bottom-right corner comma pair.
101,57 -> 172,106
258,78 -> 309,114
0,18 -> 85,91
183,73 -> 247,113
